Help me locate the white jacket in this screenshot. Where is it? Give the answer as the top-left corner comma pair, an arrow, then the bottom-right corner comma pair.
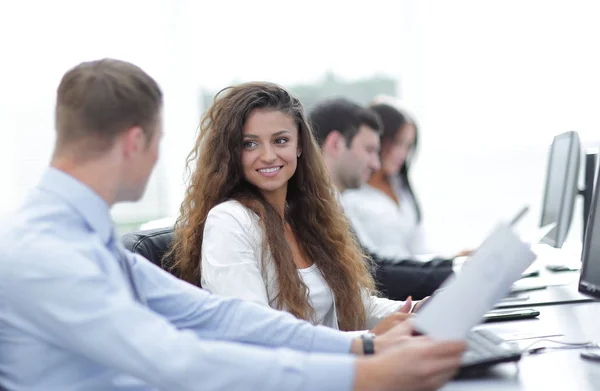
201,200 -> 403,330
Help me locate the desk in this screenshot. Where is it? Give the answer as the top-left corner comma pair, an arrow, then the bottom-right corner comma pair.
497,281 -> 593,309
443,302 -> 600,390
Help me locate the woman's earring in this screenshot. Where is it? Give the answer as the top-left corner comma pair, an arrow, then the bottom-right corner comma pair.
297,151 -> 302,158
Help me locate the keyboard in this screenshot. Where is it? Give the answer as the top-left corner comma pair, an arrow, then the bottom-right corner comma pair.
460,329 -> 522,372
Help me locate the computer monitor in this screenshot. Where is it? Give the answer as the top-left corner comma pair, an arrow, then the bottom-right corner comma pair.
580,151 -> 599,238
579,154 -> 600,300
540,131 -> 581,248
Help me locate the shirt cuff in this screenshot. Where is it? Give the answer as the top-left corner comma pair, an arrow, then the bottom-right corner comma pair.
347,330 -> 369,337
310,324 -> 357,354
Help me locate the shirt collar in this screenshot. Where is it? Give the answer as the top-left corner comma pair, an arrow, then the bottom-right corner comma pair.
37,167 -> 113,244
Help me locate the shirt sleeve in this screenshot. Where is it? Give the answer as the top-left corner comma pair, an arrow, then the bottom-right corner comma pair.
341,195 -> 381,253
200,202 -> 272,306
132,252 -> 356,355
1,243 -> 356,391
362,290 -> 404,330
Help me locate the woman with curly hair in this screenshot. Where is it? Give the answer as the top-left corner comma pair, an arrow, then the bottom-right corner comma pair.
170,82 -> 412,332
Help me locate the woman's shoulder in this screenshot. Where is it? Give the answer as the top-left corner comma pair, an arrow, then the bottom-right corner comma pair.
207,200 -> 259,228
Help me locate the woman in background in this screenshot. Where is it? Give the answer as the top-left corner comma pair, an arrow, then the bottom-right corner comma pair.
342,101 -> 426,260
170,82 -> 413,333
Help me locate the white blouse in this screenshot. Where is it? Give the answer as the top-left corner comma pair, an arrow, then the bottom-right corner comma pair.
342,176 -> 427,260
200,200 -> 403,330
298,264 -> 335,325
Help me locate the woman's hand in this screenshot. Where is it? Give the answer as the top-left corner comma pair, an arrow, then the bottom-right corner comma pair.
411,296 -> 430,313
370,296 -> 413,335
370,312 -> 412,336
454,249 -> 473,258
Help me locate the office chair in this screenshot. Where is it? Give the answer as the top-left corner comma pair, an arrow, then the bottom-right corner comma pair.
121,227 -> 175,270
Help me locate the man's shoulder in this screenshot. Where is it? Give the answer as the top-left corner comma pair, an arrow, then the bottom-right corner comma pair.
0,203 -> 99,279
342,185 -> 378,201
341,186 -> 386,214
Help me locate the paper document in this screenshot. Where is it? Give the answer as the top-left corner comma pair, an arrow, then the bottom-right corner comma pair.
412,223 -> 537,340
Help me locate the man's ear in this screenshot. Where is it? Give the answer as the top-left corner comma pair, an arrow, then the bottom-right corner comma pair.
322,130 -> 346,158
121,126 -> 145,159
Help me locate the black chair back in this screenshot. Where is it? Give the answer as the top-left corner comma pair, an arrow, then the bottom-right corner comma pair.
121,227 -> 175,270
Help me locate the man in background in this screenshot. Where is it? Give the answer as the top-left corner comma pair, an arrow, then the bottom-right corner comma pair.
310,98 -> 455,300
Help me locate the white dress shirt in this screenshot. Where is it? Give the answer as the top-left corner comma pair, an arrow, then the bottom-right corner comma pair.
342,176 -> 427,260
0,168 -> 356,391
201,200 -> 403,330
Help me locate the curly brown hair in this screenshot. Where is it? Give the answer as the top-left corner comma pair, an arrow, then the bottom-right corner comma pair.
169,81 -> 376,330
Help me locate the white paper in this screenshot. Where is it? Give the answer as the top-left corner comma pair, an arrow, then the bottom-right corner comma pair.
412,223 -> 537,340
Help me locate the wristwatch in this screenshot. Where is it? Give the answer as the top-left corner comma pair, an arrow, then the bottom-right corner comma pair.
360,332 -> 376,355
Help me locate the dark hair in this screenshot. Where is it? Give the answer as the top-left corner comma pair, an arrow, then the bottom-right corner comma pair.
370,103 -> 421,222
309,98 -> 382,147
170,82 -> 376,330
55,58 -> 163,158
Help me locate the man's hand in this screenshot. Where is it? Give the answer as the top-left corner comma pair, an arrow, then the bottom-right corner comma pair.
373,319 -> 415,354
354,337 -> 466,391
351,319 -> 414,355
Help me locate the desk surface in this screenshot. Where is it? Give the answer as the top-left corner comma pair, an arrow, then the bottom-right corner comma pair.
496,282 -> 594,309
443,301 -> 600,390
493,264 -> 593,308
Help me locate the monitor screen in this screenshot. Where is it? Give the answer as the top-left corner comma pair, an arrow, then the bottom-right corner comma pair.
579,157 -> 600,300
540,131 -> 581,248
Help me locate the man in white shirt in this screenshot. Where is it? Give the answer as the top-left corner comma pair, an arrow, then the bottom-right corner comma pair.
310,98 -> 455,301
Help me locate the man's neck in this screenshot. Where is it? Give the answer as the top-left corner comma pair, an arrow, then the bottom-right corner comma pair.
332,180 -> 346,194
51,157 -> 119,207
323,155 -> 346,193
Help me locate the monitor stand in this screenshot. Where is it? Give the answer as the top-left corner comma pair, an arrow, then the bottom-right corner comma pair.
546,264 -> 580,272
533,236 -> 584,273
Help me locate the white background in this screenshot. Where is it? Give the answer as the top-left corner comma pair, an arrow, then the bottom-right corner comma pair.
1,0 -> 599,253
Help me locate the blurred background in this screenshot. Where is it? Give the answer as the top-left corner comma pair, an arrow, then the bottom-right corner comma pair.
1,0 -> 599,255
